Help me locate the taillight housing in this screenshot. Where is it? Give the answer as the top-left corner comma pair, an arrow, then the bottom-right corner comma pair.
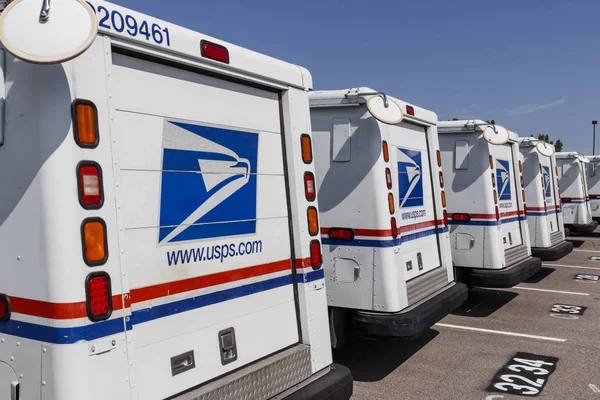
518,161 -> 523,173
522,190 -> 526,202
309,240 -> 322,270
489,155 -> 494,170
441,191 -> 446,207
492,173 -> 496,187
385,168 -> 392,189
77,161 -> 104,209
0,294 -> 10,322
452,213 -> 471,222
388,193 -> 395,214
391,217 -> 398,238
81,218 -> 108,266
329,228 -> 354,241
304,172 -> 316,201
382,141 -> 389,162
406,105 -> 415,116
301,134 -> 313,164
72,99 -> 99,148
520,176 -> 524,188
443,210 -> 448,225
493,190 -> 498,204
495,206 -> 500,221
200,40 -> 229,63
439,171 -> 444,188
85,272 -> 112,322
437,150 -> 442,167
562,197 -> 572,203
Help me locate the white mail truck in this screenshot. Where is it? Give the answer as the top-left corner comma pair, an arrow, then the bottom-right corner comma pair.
438,120 -> 541,287
0,1 -> 352,399
309,88 -> 467,346
585,155 -> 600,222
518,138 -> 572,260
556,152 -> 597,233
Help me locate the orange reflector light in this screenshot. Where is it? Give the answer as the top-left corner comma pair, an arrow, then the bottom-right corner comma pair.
307,207 -> 319,236
73,100 -> 98,148
495,206 -> 500,221
522,190 -> 526,202
439,171 -> 444,188
489,155 -> 494,170
441,191 -> 446,208
492,173 -> 496,187
309,240 -> 322,269
304,172 -> 316,201
452,213 -> 471,222
82,219 -> 107,266
406,105 -> 415,116
86,272 -> 112,321
329,228 -> 354,241
0,295 -> 9,322
437,150 -> 442,167
383,141 -> 389,162
391,217 -> 398,238
301,134 -> 313,164
388,193 -> 395,214
78,162 -> 103,208
519,161 -> 523,173
200,40 -> 229,63
493,190 -> 498,204
385,168 -> 392,189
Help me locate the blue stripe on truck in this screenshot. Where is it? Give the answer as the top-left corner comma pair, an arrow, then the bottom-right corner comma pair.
321,227 -> 448,248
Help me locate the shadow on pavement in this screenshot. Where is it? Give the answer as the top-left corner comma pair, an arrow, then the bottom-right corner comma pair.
568,239 -> 585,248
333,329 -> 439,382
451,287 -> 518,318
524,267 -> 556,283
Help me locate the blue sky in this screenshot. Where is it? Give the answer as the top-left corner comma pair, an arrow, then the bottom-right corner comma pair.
112,0 -> 600,154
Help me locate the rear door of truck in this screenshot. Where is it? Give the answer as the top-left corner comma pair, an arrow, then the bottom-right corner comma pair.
110,52 -> 299,399
542,158 -> 560,234
390,122 -> 445,304
492,144 -> 524,252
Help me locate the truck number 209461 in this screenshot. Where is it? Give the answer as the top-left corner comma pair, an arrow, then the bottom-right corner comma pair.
86,2 -> 171,47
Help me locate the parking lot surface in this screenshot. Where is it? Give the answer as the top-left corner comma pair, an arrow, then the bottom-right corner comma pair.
334,235 -> 600,399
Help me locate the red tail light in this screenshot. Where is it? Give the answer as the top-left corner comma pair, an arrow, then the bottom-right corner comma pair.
391,217 -> 398,238
86,272 -> 112,321
489,155 -> 494,170
78,162 -> 103,208
452,213 -> 471,222
562,197 -> 572,203
520,176 -> 524,187
544,201 -> 547,212
329,228 -> 354,241
304,172 -> 316,201
443,210 -> 448,225
495,206 -> 500,221
0,294 -> 10,322
492,173 -> 496,187
523,204 -> 527,214
200,40 -> 229,63
406,105 -> 415,116
539,163 -> 543,174
385,168 -> 392,189
309,240 -> 322,269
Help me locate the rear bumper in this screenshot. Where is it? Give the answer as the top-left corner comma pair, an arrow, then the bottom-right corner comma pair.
467,256 -> 541,288
352,282 -> 468,338
565,220 -> 598,233
285,364 -> 353,400
531,240 -> 574,261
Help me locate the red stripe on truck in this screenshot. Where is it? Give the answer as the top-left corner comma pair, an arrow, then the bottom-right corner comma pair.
10,294 -> 127,320
321,219 -> 444,238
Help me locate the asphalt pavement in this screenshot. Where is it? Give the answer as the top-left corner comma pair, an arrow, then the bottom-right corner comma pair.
334,233 -> 600,399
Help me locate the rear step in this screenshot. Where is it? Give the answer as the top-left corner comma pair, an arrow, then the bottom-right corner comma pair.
550,231 -> 563,246
406,266 -> 448,306
504,244 -> 529,266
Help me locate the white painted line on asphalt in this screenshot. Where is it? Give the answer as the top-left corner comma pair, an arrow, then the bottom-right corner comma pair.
512,286 -> 590,296
544,263 -> 600,271
569,236 -> 600,241
589,384 -> 600,394
574,249 -> 600,253
434,323 -> 567,342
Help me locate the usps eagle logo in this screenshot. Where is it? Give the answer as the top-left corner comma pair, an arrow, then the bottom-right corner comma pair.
397,148 -> 424,208
543,166 -> 552,198
158,120 -> 258,244
496,159 -> 512,201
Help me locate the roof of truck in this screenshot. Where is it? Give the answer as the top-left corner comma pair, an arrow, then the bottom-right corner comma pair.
308,87 -> 438,124
556,152 -> 589,163
88,1 -> 312,90
518,137 -> 556,150
438,120 -> 519,142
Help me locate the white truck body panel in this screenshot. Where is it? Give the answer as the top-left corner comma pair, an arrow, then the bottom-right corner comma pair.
518,139 -> 565,248
0,2 -> 336,399
309,89 -> 455,314
438,120 -> 532,270
556,152 -> 592,225
585,155 -> 600,219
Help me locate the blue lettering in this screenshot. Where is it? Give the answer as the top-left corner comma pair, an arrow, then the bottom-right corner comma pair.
167,240 -> 263,266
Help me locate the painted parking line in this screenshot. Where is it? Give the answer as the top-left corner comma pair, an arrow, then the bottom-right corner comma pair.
569,236 -> 600,241
511,286 -> 590,296
544,263 -> 600,271
434,323 -> 567,342
589,384 -> 600,394
574,249 -> 600,253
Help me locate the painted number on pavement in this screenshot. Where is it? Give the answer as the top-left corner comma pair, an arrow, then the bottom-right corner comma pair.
550,304 -> 586,315
575,274 -> 600,281
489,352 -> 558,397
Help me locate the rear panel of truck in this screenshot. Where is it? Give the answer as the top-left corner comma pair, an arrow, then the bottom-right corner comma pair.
587,160 -> 600,217
311,103 -> 451,313
558,158 -> 592,225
